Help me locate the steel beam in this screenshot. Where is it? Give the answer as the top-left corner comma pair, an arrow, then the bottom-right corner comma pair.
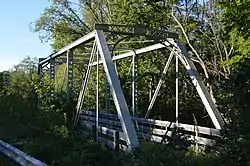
172,41 -> 224,129
67,50 -> 74,101
95,24 -> 179,39
74,41 -> 97,125
37,59 -> 45,97
37,58 -> 45,75
95,30 -> 139,151
91,41 -> 173,66
145,51 -> 174,118
0,140 -> 48,166
39,31 -> 96,65
49,58 -> 55,102
96,51 -> 99,141
105,78 -> 110,113
132,53 -> 138,116
176,53 -> 179,125
56,58 -> 89,65
37,64 -> 42,76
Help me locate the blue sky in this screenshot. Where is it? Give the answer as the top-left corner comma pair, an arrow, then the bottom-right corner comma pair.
0,0 -> 52,71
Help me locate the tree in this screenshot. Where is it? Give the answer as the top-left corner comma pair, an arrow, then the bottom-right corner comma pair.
218,0 -> 250,70
4,56 -> 38,98
32,0 -> 91,50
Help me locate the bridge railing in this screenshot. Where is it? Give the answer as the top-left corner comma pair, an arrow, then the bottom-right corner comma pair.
0,140 -> 48,166
80,111 -> 221,150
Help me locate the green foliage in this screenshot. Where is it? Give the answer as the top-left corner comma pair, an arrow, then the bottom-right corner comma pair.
1,56 -> 250,166
214,59 -> 250,165
32,0 -> 90,50
113,141 -> 220,166
219,0 -> 250,69
0,59 -> 116,165
0,60 -> 206,165
219,0 -> 250,38
110,0 -> 172,27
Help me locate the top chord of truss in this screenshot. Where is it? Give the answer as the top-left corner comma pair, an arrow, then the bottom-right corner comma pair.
39,24 -> 178,65
95,24 -> 179,40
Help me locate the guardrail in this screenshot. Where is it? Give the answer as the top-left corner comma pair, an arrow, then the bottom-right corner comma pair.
80,111 -> 221,150
0,140 -> 48,166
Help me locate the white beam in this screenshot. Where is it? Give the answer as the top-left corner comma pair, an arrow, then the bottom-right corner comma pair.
145,51 -> 174,118
74,41 -> 97,126
0,140 -> 48,166
95,30 -> 139,151
173,41 -> 224,129
91,40 -> 174,66
39,31 -> 96,65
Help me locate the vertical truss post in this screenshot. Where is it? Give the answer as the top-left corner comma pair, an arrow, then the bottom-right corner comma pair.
149,77 -> 152,102
37,61 -> 42,76
105,79 -> 110,113
50,58 -> 55,103
41,72 -> 45,99
173,41 -> 224,129
175,54 -> 179,125
41,71 -> 45,98
96,52 -> 99,141
67,50 -> 74,102
148,77 -> 152,102
132,54 -> 138,116
95,30 -> 139,151
106,34 -> 111,114
38,59 -> 44,97
145,51 -> 174,118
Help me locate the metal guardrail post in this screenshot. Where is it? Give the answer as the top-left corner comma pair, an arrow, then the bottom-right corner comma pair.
114,130 -> 120,151
92,124 -> 97,141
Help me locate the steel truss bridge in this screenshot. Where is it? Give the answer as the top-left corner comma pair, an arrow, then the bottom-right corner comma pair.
38,24 -> 224,151
0,24 -> 225,165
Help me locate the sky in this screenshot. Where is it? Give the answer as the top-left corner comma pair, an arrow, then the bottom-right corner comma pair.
0,0 -> 52,71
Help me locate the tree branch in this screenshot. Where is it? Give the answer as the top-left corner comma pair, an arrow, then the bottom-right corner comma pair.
171,12 -> 209,79
63,1 -> 91,32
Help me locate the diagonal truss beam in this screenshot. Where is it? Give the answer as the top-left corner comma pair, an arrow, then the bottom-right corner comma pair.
95,30 -> 139,151
142,39 -> 224,129
145,51 -> 174,118
172,41 -> 224,129
74,41 -> 97,126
